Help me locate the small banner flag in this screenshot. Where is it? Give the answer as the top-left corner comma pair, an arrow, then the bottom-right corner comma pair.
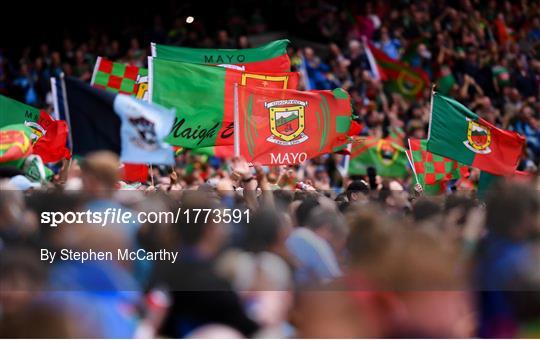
407,138 -> 467,195
91,57 -> 149,100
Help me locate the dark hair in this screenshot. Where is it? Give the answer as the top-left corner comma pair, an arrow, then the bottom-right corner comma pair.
295,197 -> 320,226
486,181 -> 539,238
244,209 -> 282,252
346,180 -> 370,200
412,198 -> 442,222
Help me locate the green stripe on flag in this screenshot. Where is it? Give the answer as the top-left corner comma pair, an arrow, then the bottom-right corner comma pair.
427,93 -> 478,165
153,40 -> 289,64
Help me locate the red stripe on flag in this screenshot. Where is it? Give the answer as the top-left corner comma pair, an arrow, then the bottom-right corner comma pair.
471,118 -> 525,175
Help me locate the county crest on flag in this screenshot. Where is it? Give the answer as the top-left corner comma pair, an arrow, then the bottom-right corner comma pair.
235,86 -> 352,165
427,92 -> 525,175
91,57 -> 149,100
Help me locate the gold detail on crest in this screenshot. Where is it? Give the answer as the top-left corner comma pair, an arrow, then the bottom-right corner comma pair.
241,74 -> 289,89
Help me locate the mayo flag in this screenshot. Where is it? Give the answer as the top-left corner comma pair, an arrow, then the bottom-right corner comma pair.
149,58 -> 299,148
348,137 -> 409,178
151,39 -> 290,72
235,86 -> 352,165
367,43 -> 430,100
0,124 -> 33,168
427,93 -> 525,175
91,57 -> 149,100
0,95 -> 69,163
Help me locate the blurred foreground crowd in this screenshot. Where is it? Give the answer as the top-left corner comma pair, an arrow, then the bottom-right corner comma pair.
0,151 -> 539,338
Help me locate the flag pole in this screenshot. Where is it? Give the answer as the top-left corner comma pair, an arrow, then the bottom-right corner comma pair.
50,77 -> 60,120
150,164 -> 154,187
426,84 -> 436,141
406,139 -> 420,185
233,83 -> 240,157
60,73 -> 74,153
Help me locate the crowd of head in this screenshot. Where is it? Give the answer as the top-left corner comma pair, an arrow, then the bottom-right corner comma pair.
0,151 -> 539,338
1,0 -> 540,338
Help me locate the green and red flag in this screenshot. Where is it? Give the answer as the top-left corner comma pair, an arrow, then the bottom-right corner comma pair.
149,58 -> 299,148
1,94 -> 40,127
0,95 -> 70,163
407,138 -> 468,195
427,92 -> 525,176
91,57 -> 148,100
366,43 -> 430,100
0,124 -> 33,168
348,137 -> 409,178
236,86 -> 352,165
151,39 -> 291,72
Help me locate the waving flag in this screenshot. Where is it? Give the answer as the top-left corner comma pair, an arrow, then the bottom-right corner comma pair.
149,58 -> 299,148
0,124 -> 33,168
427,93 -> 525,175
91,57 -> 148,100
55,76 -> 175,165
366,43 -> 429,100
407,138 -> 467,195
151,39 -> 290,72
348,137 -> 409,178
0,95 -> 69,163
31,111 -> 70,163
235,86 -> 351,165
0,94 -> 41,127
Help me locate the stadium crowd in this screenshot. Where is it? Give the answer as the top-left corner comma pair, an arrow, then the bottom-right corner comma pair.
1,0 -> 540,338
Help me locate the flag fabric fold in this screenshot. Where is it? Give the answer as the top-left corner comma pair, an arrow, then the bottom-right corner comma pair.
151,39 -> 291,72
32,111 -> 70,163
427,92 -> 525,175
235,86 -> 352,165
149,58 -> 299,148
